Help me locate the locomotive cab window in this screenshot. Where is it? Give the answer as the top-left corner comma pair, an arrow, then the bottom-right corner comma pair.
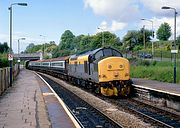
95,50 -> 103,60
103,48 -> 112,57
112,49 -> 122,57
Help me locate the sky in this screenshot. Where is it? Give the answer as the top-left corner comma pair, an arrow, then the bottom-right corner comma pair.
0,0 -> 180,53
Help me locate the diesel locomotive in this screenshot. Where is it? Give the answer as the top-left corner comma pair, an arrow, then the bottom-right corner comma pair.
28,47 -> 132,97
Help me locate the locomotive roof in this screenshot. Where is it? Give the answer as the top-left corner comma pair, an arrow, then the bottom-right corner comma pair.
69,47 -> 120,60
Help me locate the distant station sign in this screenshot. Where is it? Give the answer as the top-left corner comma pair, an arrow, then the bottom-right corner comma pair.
171,50 -> 178,54
8,54 -> 13,61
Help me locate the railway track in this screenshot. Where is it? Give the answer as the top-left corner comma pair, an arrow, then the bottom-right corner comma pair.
99,97 -> 180,128
38,72 -> 180,127
39,73 -> 123,128
130,98 -> 180,127
77,83 -> 180,127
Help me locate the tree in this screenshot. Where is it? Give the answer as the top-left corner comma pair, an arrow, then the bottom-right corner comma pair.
90,31 -> 121,50
0,42 -> 9,53
25,43 -> 35,53
51,30 -> 124,57
122,29 -> 152,50
25,44 -> 42,53
59,30 -> 75,50
103,31 -> 122,48
156,22 -> 171,41
123,30 -> 138,50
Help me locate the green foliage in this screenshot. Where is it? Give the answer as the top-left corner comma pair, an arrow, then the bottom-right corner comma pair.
52,47 -> 71,58
152,60 -> 157,66
0,58 -> 8,68
122,28 -> 152,50
77,34 -> 92,52
0,54 -> 8,68
26,44 -> 42,53
130,60 -> 180,83
0,42 -> 9,53
156,22 -> 171,41
176,35 -> 180,50
52,30 -> 122,58
130,59 -> 157,67
25,41 -> 57,56
59,30 -> 75,50
25,43 -> 35,52
133,45 -> 143,51
138,60 -> 150,66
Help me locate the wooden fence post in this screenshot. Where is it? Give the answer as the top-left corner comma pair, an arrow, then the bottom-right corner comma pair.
5,68 -> 8,90
7,67 -> 10,88
2,68 -> 5,92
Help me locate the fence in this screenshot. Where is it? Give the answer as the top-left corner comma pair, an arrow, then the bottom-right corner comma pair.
0,64 -> 19,95
123,50 -> 180,62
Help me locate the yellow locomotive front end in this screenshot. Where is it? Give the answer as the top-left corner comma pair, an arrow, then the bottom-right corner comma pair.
98,57 -> 132,96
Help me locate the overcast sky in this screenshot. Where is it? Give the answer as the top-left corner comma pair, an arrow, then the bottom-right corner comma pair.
0,0 -> 180,53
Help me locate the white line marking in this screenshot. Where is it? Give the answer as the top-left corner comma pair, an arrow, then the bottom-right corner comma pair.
133,84 -> 180,97
43,93 -> 54,96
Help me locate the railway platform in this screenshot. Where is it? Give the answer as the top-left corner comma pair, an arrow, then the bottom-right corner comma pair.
132,78 -> 180,96
0,69 -> 79,128
132,78 -> 180,111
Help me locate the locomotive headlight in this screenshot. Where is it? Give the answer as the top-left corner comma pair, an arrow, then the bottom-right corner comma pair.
125,73 -> 129,77
108,65 -> 112,69
102,74 -> 107,78
119,64 -> 123,68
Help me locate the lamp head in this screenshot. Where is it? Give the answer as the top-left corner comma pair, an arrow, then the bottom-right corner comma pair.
161,6 -> 171,9
21,38 -> 26,40
17,3 -> 27,6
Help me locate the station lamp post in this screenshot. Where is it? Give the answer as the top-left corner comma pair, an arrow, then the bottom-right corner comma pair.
40,35 -> 46,59
98,27 -> 104,47
8,3 -> 27,86
141,18 -> 154,57
162,6 -> 178,83
17,38 -> 26,70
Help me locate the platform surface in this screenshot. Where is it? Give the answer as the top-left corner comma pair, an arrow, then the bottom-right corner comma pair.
0,69 -> 77,128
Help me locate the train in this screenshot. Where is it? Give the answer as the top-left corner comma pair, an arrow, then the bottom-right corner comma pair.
28,47 -> 133,97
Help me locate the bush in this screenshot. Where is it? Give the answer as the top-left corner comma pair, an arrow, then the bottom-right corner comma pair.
0,58 -> 8,68
138,60 -> 150,66
133,45 -> 143,51
151,61 -> 157,66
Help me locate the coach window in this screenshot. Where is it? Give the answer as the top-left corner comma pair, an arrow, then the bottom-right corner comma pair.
95,50 -> 103,60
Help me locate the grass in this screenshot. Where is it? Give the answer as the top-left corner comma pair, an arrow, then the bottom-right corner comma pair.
130,59 -> 180,84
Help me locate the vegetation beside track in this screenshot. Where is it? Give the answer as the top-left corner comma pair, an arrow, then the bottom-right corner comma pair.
0,54 -> 8,68
130,58 -> 180,84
